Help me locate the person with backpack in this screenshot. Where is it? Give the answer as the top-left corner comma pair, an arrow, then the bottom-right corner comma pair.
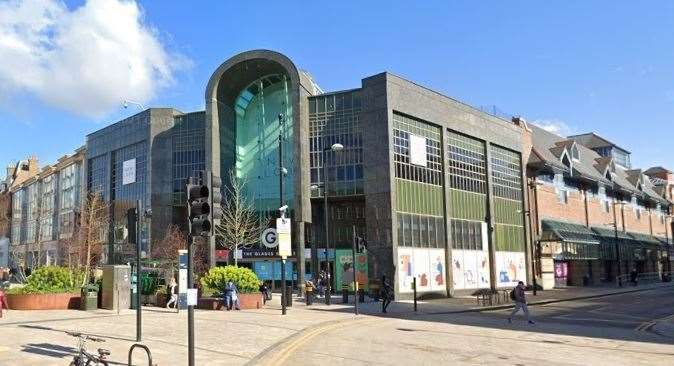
165,277 -> 178,310
259,281 -> 270,305
508,281 -> 534,324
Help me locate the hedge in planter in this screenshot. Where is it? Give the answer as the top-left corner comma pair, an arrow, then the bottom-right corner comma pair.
8,266 -> 84,295
6,266 -> 85,310
200,266 -> 260,294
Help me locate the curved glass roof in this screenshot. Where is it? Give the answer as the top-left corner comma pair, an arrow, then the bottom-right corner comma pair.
234,74 -> 284,118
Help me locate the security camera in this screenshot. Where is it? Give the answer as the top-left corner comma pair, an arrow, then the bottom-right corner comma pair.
279,205 -> 288,212
123,100 -> 129,109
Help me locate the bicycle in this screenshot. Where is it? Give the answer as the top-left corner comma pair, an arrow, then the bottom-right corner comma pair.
66,331 -> 110,366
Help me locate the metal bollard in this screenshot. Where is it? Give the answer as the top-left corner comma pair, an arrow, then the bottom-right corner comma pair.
413,277 -> 417,312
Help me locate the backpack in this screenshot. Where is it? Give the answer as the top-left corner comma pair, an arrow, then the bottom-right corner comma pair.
509,288 -> 517,301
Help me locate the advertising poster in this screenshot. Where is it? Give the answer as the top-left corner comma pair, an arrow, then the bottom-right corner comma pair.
397,248 -> 446,293
452,249 -> 490,290
428,248 -> 446,292
495,251 -> 526,287
398,247 -> 414,292
334,249 -> 369,291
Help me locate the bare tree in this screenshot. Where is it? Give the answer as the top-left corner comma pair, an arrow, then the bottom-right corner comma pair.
76,193 -> 109,286
215,170 -> 265,266
152,224 -> 186,280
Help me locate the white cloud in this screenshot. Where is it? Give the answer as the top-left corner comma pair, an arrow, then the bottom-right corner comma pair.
532,119 -> 576,137
0,0 -> 189,118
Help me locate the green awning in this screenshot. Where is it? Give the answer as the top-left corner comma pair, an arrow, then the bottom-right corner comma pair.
629,232 -> 662,245
591,226 -> 632,241
542,220 -> 600,245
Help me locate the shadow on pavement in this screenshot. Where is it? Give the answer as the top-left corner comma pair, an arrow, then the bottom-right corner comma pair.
21,343 -> 76,359
304,287 -> 674,347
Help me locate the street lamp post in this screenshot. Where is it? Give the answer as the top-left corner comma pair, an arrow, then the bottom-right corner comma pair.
322,141 -> 343,306
612,199 -> 624,286
278,113 -> 287,316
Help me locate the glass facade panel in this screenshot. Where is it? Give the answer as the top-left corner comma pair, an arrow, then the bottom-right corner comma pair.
309,90 -> 363,197
234,74 -> 294,216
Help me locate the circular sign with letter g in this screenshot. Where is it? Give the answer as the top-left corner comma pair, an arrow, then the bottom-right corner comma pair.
261,228 -> 278,248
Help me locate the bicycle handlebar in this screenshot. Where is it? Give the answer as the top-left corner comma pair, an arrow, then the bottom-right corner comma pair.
66,331 -> 105,342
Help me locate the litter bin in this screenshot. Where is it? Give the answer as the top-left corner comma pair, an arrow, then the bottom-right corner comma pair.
80,284 -> 99,311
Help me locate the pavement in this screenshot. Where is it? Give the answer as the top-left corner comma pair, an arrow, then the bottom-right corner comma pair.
1,282 -> 672,365
259,285 -> 674,366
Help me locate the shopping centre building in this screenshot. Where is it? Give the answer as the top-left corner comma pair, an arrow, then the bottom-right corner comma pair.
204,50 -> 532,297
4,49 -> 671,298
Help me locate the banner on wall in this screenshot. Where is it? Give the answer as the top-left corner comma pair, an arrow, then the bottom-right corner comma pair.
452,249 -> 490,290
334,250 -> 369,291
398,248 -> 446,293
495,251 -> 526,287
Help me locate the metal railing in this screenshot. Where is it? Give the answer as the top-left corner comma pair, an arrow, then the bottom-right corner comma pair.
616,271 -> 671,286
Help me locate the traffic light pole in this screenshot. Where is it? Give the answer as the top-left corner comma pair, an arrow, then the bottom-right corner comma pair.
187,233 -> 195,366
352,225 -> 358,316
279,114 -> 287,316
135,200 -> 142,342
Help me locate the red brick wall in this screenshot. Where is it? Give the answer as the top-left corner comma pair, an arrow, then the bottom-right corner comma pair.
535,184 -> 586,227
621,205 -> 652,235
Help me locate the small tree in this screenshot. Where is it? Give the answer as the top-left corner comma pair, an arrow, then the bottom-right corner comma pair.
76,193 -> 109,286
215,171 -> 265,266
152,224 -> 186,280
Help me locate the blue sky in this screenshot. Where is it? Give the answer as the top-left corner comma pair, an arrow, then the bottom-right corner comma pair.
1,1 -> 673,171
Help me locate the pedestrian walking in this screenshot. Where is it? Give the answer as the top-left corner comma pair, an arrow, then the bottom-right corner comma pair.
381,276 -> 393,314
259,281 -> 270,305
0,288 -> 8,318
508,281 -> 534,324
165,277 -> 178,310
630,268 -> 638,286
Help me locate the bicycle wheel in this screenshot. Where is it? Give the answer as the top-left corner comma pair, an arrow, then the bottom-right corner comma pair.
85,359 -> 109,366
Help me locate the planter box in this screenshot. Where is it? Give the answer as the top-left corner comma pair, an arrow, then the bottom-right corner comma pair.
197,293 -> 263,310
7,293 -> 81,310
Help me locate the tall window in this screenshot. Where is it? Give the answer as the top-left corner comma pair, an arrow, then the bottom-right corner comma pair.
393,113 -> 442,186
309,91 -> 363,197
447,131 -> 487,193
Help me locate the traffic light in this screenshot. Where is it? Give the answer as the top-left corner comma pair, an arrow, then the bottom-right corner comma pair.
207,172 -> 223,237
187,177 -> 211,236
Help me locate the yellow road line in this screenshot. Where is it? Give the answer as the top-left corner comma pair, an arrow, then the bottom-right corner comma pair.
261,317 -> 379,366
636,313 -> 674,332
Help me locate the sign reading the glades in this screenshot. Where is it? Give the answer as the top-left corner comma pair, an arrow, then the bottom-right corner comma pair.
276,218 -> 291,259
261,228 -> 278,248
122,158 -> 136,185
409,134 -> 427,167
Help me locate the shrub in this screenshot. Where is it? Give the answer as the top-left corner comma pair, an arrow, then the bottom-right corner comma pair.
14,266 -> 85,295
200,266 -> 260,294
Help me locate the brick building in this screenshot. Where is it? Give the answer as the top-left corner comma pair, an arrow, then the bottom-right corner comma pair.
527,126 -> 672,289
8,149 -> 85,268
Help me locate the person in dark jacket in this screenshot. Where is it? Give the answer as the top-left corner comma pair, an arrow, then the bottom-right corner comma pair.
508,281 -> 534,324
259,281 -> 270,305
381,276 -> 393,314
630,269 -> 638,286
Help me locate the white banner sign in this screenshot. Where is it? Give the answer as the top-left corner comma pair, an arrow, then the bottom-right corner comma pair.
186,288 -> 198,306
122,158 -> 136,185
276,218 -> 292,258
409,134 -> 427,167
